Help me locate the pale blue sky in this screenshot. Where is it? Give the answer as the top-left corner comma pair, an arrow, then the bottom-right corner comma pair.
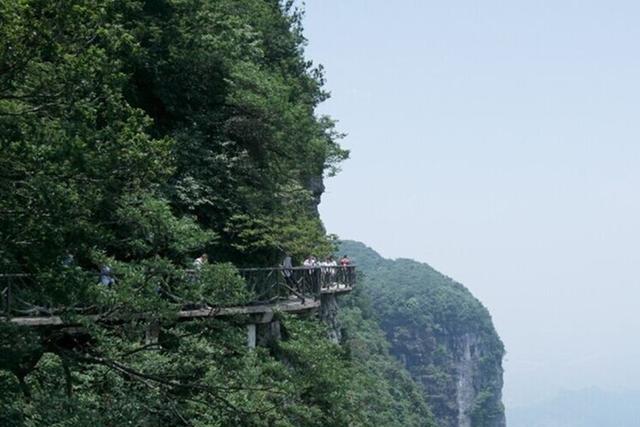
301,0 -> 640,411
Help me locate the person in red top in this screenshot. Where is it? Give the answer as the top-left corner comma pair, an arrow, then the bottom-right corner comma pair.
339,255 -> 352,287
339,255 -> 351,266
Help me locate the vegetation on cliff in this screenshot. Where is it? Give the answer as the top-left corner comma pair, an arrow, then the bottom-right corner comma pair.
339,241 -> 506,427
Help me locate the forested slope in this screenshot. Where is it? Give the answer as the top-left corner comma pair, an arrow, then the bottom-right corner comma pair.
339,241 -> 506,427
0,1 -> 433,426
0,2 -> 504,426
1,0 -> 347,273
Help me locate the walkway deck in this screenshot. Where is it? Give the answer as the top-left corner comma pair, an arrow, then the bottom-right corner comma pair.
1,267 -> 355,327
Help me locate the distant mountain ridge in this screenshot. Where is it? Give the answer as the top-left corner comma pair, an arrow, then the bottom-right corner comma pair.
338,241 -> 506,427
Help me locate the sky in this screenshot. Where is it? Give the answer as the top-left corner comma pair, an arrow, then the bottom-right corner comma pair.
301,0 -> 640,411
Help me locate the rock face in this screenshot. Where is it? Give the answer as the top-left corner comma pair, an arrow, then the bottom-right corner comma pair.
456,334 -> 477,427
339,240 -> 506,427
391,329 -> 505,427
319,293 -> 341,343
306,175 -> 325,216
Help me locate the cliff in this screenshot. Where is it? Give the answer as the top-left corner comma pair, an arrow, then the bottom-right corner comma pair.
339,241 -> 506,427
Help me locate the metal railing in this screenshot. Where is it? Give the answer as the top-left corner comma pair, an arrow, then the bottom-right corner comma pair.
1,274 -> 32,317
0,266 -> 356,318
238,265 -> 356,304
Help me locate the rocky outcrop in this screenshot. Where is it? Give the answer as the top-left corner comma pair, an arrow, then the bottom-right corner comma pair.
384,300 -> 505,427
382,319 -> 505,426
319,293 -> 341,343
307,175 -> 325,211
456,334 -> 477,427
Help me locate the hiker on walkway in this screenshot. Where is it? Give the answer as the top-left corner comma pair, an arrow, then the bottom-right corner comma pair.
319,256 -> 336,284
303,255 -> 317,270
339,255 -> 352,285
99,265 -> 115,287
324,256 -> 338,286
339,255 -> 351,266
303,255 -> 319,293
281,254 -> 296,288
193,253 -> 208,270
189,253 -> 208,284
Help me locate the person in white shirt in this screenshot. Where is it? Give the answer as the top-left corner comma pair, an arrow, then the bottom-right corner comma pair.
193,253 -> 208,270
318,256 -> 336,288
303,255 -> 316,269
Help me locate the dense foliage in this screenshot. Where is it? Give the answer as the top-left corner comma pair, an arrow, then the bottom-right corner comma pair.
0,1 -> 384,425
1,316 -> 411,427
339,241 -> 506,427
0,0 -> 346,277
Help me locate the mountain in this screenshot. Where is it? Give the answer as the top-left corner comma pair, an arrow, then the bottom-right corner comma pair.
509,388 -> 640,427
339,241 -> 506,427
0,2 -> 503,425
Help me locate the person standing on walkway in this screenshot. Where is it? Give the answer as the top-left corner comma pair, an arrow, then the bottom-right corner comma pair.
193,254 -> 208,270
325,256 -> 338,286
303,255 -> 316,270
281,254 -> 296,289
339,255 -> 352,286
99,265 -> 115,287
303,255 -> 318,294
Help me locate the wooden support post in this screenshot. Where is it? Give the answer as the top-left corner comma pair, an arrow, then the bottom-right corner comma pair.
247,324 -> 256,349
257,320 -> 281,347
145,320 -> 160,345
62,358 -> 73,398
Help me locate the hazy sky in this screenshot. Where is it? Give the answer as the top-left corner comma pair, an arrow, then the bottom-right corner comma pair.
301,0 -> 640,410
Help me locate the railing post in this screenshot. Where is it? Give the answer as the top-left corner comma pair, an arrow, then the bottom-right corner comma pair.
313,267 -> 321,299
6,276 -> 11,317
7,277 -> 11,316
247,324 -> 257,349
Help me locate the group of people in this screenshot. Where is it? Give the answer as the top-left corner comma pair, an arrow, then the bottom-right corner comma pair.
302,254 -> 351,269
60,254 -> 117,288
280,254 -> 352,290
282,254 -> 351,270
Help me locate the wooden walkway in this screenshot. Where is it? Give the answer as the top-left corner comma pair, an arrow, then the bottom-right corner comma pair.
1,266 -> 355,328
3,285 -> 353,327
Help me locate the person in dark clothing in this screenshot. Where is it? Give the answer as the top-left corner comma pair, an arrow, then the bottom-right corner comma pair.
281,254 -> 296,289
99,265 -> 115,287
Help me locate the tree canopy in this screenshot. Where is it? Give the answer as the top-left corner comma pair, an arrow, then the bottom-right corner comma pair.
0,1 -> 365,425
1,0 -> 347,279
